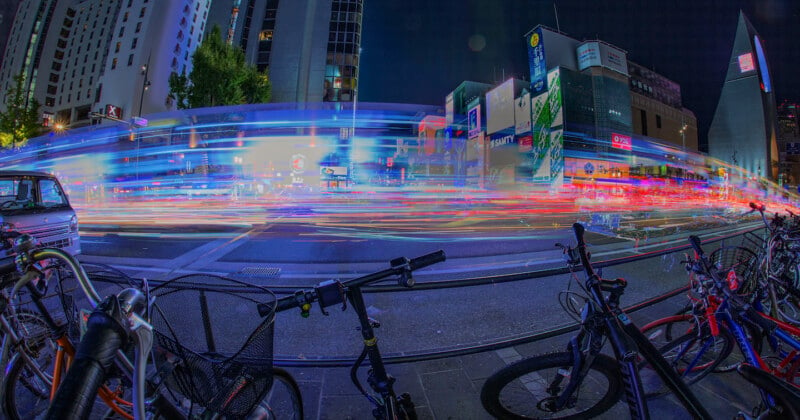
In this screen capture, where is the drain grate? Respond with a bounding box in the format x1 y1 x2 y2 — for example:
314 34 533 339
229 266 282 281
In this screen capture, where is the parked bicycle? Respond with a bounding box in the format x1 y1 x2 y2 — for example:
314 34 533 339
480 222 712 419
43 248 445 419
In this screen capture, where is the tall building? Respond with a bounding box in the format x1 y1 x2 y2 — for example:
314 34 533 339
0 0 25 69
0 0 59 115
628 61 698 151
777 101 800 187
0 0 211 128
95 0 211 123
228 0 363 104
708 11 778 179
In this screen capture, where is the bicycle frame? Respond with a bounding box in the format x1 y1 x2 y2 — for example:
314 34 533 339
0 261 134 419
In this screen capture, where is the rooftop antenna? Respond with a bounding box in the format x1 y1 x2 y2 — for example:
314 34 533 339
554 3 561 32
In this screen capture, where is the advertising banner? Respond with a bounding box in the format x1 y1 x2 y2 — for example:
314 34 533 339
489 130 517 185
548 69 563 128
599 42 628 76
611 133 632 150
486 79 515 135
514 92 532 135
518 135 533 153
527 27 547 94
576 41 628 76
468 105 481 139
577 42 601 71
530 92 551 182
550 128 564 187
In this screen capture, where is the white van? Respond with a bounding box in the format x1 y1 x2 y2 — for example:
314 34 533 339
0 171 81 256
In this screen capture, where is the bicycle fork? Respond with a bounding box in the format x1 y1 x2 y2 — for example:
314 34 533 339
347 285 416 420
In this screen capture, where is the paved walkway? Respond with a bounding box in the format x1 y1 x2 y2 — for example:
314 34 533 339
279 293 763 420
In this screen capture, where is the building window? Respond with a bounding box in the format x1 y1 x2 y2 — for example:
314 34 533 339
45 97 55 107
115 42 121 53
131 38 138 49
139 7 146 18
656 114 662 129
123 11 128 22
119 26 125 37
111 58 117 69
640 109 648 136
128 54 134 66
135 22 142 33
259 30 273 41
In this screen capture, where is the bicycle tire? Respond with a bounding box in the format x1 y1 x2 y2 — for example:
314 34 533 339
3 337 56 420
640 326 734 397
480 352 622 419
251 367 304 420
3 340 135 420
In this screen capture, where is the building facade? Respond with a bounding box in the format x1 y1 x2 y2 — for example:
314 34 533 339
0 0 25 69
0 0 59 115
219 0 363 104
455 25 700 188
777 101 800 187
0 0 211 128
708 11 778 179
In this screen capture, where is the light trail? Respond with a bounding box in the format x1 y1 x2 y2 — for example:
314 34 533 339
0 102 795 241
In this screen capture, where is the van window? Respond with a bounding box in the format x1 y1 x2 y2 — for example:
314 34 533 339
40 179 69 207
0 176 68 210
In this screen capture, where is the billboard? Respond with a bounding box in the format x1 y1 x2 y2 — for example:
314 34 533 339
738 53 755 73
514 92 532 135
527 27 547 94
485 79 515 135
468 105 482 139
530 92 551 182
611 133 632 150
576 41 628 76
488 130 517 185
550 128 564 186
577 42 601 70
548 68 563 128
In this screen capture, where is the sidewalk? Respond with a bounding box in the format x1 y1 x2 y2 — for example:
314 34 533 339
278 293 762 419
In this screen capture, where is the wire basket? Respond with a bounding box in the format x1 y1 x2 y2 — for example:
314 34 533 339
149 274 277 418
708 246 759 295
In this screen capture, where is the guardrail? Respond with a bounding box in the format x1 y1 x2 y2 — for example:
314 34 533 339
77 225 763 367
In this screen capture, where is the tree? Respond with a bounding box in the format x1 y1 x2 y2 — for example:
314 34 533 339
169 26 271 109
0 73 41 149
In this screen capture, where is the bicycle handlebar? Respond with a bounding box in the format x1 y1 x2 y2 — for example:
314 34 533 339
266 250 446 316
45 295 130 419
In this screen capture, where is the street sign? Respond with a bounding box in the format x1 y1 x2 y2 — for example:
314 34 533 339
105 104 122 120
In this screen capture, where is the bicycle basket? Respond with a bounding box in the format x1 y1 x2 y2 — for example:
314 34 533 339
150 274 277 418
708 246 759 295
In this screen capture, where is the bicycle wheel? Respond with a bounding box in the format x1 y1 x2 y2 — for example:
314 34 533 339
480 352 622 419
640 313 697 350
3 334 56 419
640 326 734 397
4 340 135 420
250 367 304 420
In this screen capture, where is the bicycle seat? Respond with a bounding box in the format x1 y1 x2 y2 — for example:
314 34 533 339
598 277 627 291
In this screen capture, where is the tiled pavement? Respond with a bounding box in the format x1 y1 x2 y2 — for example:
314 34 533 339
280 293 765 420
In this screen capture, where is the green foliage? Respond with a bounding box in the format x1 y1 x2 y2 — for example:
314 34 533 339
168 26 271 109
0 73 41 149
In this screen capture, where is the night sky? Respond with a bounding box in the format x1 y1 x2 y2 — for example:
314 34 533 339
358 0 800 148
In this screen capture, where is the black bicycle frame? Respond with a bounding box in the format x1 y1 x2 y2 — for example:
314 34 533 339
347 285 399 416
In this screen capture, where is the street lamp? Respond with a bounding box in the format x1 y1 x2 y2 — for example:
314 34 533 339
135 55 151 181
679 123 688 150
138 56 151 118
